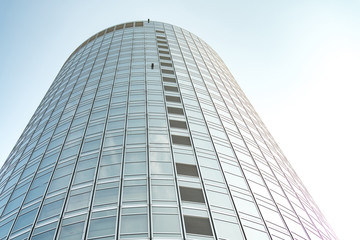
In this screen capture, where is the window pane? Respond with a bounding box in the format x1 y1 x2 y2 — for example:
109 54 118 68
123 186 147 201
152 185 176 201
88 216 116 238
67 192 91 211
125 162 146 175
101 154 122 164
94 188 119 205
184 216 213 236
99 164 121 178
58 222 85 239
120 214 147 234
153 214 180 233
179 187 205 203
151 162 172 175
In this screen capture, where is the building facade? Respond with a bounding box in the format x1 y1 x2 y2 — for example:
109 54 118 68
0 21 336 240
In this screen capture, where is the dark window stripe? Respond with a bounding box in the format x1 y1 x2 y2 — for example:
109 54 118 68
184 216 213 236
125 22 133 28
161 62 173 67
162 69 174 74
165 96 181 103
160 56 171 60
172 135 191 146
167 107 184 115
176 163 199 177
135 22 144 27
169 120 186 129
164 86 179 93
180 187 205 203
163 77 176 83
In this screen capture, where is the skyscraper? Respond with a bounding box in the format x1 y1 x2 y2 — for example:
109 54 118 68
0 20 336 240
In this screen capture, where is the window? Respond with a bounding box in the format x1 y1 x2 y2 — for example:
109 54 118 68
125 152 145 162
120 214 147 234
67 192 91 211
88 216 116 238
32 229 56 240
87 122 105 135
82 138 101 152
167 107 184 115
58 221 85 239
125 22 134 28
153 214 181 233
176 163 198 177
179 187 205 203
169 120 187 129
122 185 147 201
159 50 170 55
104 133 123 146
163 77 176 83
94 187 119 205
152 185 176 201
164 86 179 92
165 96 181 103
125 162 146 175
160 56 171 61
73 169 95 185
12 208 38 232
184 216 213 236
162 69 174 74
101 154 122 165
116 24 124 30
135 21 144 27
172 135 191 146
151 162 172 175
38 199 64 220
98 164 121 178
160 62 173 67
126 133 146 145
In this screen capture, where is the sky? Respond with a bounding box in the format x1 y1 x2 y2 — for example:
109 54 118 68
0 1 359 239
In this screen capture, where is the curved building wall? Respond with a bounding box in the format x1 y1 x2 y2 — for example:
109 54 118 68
0 21 336 240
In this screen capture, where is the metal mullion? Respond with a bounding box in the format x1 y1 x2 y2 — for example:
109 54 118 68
143 23 152 240
194 34 296 240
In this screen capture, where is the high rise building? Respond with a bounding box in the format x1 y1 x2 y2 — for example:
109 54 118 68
0 21 336 240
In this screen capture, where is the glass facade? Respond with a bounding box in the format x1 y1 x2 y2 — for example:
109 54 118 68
0 21 336 240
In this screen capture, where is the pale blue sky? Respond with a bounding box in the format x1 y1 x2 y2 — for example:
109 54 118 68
1 1 359 239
